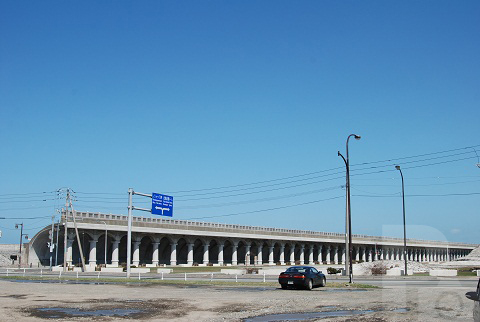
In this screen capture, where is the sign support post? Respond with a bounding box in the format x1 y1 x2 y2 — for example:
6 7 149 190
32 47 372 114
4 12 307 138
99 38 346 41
126 189 173 278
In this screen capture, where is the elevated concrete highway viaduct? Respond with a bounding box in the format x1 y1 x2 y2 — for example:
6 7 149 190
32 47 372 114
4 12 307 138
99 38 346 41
28 211 477 270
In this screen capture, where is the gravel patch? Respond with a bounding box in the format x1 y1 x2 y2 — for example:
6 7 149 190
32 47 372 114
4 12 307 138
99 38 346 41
0 278 476 321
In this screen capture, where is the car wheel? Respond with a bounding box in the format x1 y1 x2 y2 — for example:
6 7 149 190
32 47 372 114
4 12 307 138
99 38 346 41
319 277 326 287
306 279 313 290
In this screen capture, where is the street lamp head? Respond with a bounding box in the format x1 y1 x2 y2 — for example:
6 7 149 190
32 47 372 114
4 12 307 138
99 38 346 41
395 165 401 170
354 135 361 140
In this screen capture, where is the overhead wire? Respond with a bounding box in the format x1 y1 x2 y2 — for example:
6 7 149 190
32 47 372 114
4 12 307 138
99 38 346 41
185 195 345 220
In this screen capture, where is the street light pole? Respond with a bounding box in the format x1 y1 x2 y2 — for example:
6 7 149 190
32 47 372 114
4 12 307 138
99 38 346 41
101 221 108 266
338 134 361 283
338 152 349 274
395 165 408 276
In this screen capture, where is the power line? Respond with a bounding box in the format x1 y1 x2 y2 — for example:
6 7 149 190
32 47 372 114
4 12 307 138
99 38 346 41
353 192 480 198
185 195 344 220
70 155 477 206
354 178 480 187
0 215 53 220
176 186 343 210
0 198 57 204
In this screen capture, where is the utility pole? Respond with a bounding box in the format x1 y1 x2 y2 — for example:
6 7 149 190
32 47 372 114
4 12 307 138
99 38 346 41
55 220 60 266
67 189 86 272
62 188 86 272
63 190 68 271
49 215 55 270
15 223 28 268
17 223 23 268
127 188 133 278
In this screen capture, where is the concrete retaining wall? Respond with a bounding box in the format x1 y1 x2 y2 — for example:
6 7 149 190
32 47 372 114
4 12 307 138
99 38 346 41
157 268 173 274
131 267 150 273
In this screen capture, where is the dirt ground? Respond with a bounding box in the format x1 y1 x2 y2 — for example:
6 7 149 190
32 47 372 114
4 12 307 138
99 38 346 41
0 279 475 321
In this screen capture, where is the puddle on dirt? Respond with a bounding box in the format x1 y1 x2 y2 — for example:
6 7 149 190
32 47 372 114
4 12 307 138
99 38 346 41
392 308 410 312
244 307 410 321
33 307 143 318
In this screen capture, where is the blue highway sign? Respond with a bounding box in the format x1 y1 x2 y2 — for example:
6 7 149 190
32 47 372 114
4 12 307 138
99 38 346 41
151 193 173 217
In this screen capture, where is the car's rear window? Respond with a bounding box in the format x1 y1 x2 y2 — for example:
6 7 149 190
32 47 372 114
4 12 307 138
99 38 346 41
286 267 307 273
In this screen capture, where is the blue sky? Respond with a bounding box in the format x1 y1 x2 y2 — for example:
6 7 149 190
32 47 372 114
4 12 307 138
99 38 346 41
1 1 479 245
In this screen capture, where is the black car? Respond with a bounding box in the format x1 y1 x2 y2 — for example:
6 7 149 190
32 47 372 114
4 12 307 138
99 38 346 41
278 266 326 290
465 278 480 322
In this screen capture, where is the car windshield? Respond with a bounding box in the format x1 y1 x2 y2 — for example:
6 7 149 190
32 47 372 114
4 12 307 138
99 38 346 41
286 267 308 273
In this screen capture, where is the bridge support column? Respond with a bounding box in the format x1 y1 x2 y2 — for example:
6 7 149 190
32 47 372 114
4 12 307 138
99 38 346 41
334 246 339 264
152 242 159 266
308 245 314 264
326 246 331 264
132 240 141 266
289 245 295 264
232 243 238 266
218 243 224 266
170 243 177 266
256 245 262 265
111 239 120 267
279 244 285 265
187 243 194 266
268 245 274 265
341 247 345 265
318 245 323 264
203 244 209 265
89 239 98 267
246 244 251 265
298 245 304 265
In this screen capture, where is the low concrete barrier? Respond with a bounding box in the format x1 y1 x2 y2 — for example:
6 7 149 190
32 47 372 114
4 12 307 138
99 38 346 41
131 268 150 273
259 268 284 276
386 268 404 276
220 269 245 275
430 269 457 276
101 267 124 273
156 268 172 274
477 270 480 277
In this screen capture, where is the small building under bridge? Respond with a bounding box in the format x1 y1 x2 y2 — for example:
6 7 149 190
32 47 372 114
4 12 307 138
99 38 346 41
26 211 477 270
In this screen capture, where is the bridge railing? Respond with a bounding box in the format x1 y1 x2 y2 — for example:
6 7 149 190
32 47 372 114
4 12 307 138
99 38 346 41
64 211 477 248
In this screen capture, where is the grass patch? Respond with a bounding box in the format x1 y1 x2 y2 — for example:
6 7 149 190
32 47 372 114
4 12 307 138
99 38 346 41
326 281 378 289
412 272 429 276
0 275 377 289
